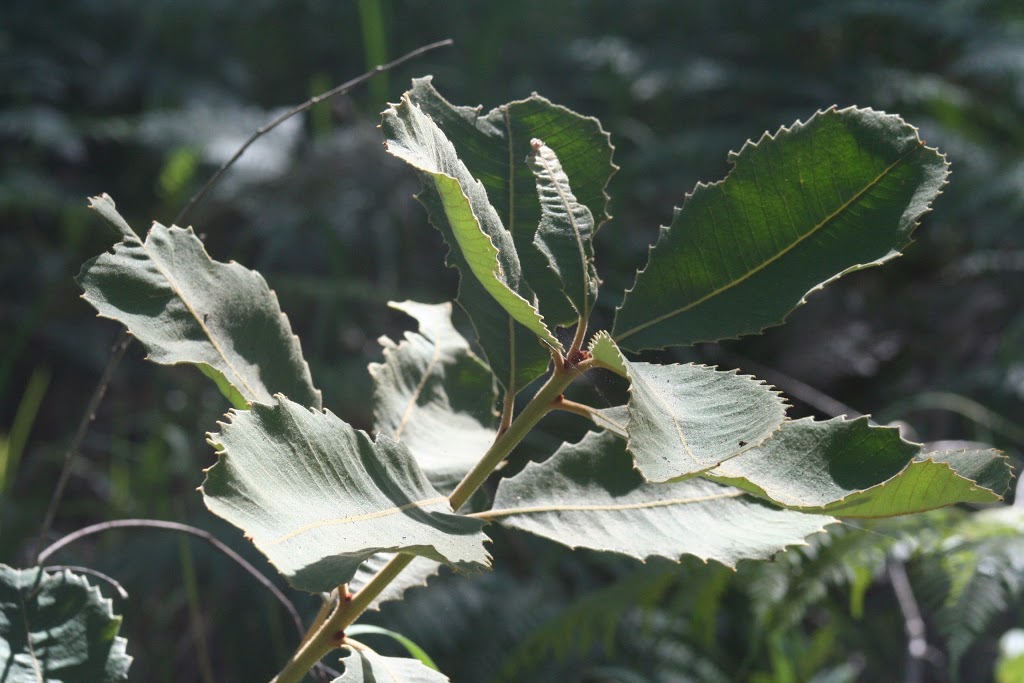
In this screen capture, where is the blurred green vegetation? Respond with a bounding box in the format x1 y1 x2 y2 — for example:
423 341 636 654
2 0 1023 680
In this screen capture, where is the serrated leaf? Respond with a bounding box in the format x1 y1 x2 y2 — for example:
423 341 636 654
349 554 443 613
705 417 1008 517
482 431 833 567
528 138 599 321
382 96 561 398
201 396 490 593
407 77 615 328
613 107 949 351
370 301 497 494
79 194 320 410
333 647 450 682
590 332 787 483
0 565 131 682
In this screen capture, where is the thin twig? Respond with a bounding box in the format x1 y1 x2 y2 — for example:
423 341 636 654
34 331 131 562
173 38 454 225
888 561 928 683
42 565 129 600
38 519 305 641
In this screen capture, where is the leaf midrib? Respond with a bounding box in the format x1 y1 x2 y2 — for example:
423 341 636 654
475 489 744 519
264 495 450 545
615 144 920 343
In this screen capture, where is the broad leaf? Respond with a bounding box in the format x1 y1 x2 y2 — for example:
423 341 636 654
0 565 131 682
590 332 787 483
483 431 833 567
350 554 442 613
333 647 450 682
382 96 560 397
202 397 490 593
370 301 497 494
705 417 1008 517
407 77 615 328
528 139 599 322
613 107 949 351
80 194 320 410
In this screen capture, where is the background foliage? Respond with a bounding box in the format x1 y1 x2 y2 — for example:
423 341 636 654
2 0 1023 680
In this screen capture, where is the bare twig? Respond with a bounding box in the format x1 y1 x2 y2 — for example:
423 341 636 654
173 38 454 225
34 331 131 561
888 561 928 683
38 519 305 641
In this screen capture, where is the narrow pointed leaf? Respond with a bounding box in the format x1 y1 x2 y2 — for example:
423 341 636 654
202 397 490 593
334 647 450 682
407 77 615 327
591 332 787 482
79 194 320 410
382 96 560 398
528 138 599 320
613 107 949 351
0 565 131 682
483 431 833 567
705 417 1009 517
370 301 497 494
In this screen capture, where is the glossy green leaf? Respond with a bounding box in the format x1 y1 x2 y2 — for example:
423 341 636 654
79 194 320 410
590 332 787 483
705 417 1008 517
0 565 131 682
613 107 949 351
407 77 615 328
370 301 497 494
333 647 450 682
202 397 490 593
382 95 560 397
482 431 833 567
528 138 599 322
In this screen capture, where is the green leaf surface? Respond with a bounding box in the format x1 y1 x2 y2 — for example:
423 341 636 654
528 138 599 321
0 565 131 682
346 625 440 671
590 332 787 483
407 77 615 328
333 647 450 682
80 194 320 410
202 397 490 593
705 417 1008 517
613 107 949 351
350 554 443 613
482 431 833 567
382 95 560 396
370 301 497 494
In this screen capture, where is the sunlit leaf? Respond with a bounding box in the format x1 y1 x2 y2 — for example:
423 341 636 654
80 194 320 410
528 138 599 322
613 107 948 351
382 96 560 396
705 417 1008 517
333 646 450 682
370 300 497 494
202 396 490 593
483 431 833 567
589 332 787 483
0 565 131 682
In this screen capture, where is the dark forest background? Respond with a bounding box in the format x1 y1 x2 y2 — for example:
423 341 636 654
3 1 1023 681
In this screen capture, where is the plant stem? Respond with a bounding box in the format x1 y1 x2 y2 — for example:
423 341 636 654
270 360 588 683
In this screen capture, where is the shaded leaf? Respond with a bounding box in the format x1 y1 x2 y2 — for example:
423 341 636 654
346 625 440 671
333 647 450 682
528 138 599 321
613 107 949 351
483 431 833 567
202 396 489 593
0 565 131 682
79 194 320 410
407 76 615 328
349 554 443 613
590 332 787 483
382 96 560 396
370 301 497 494
705 417 1008 517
